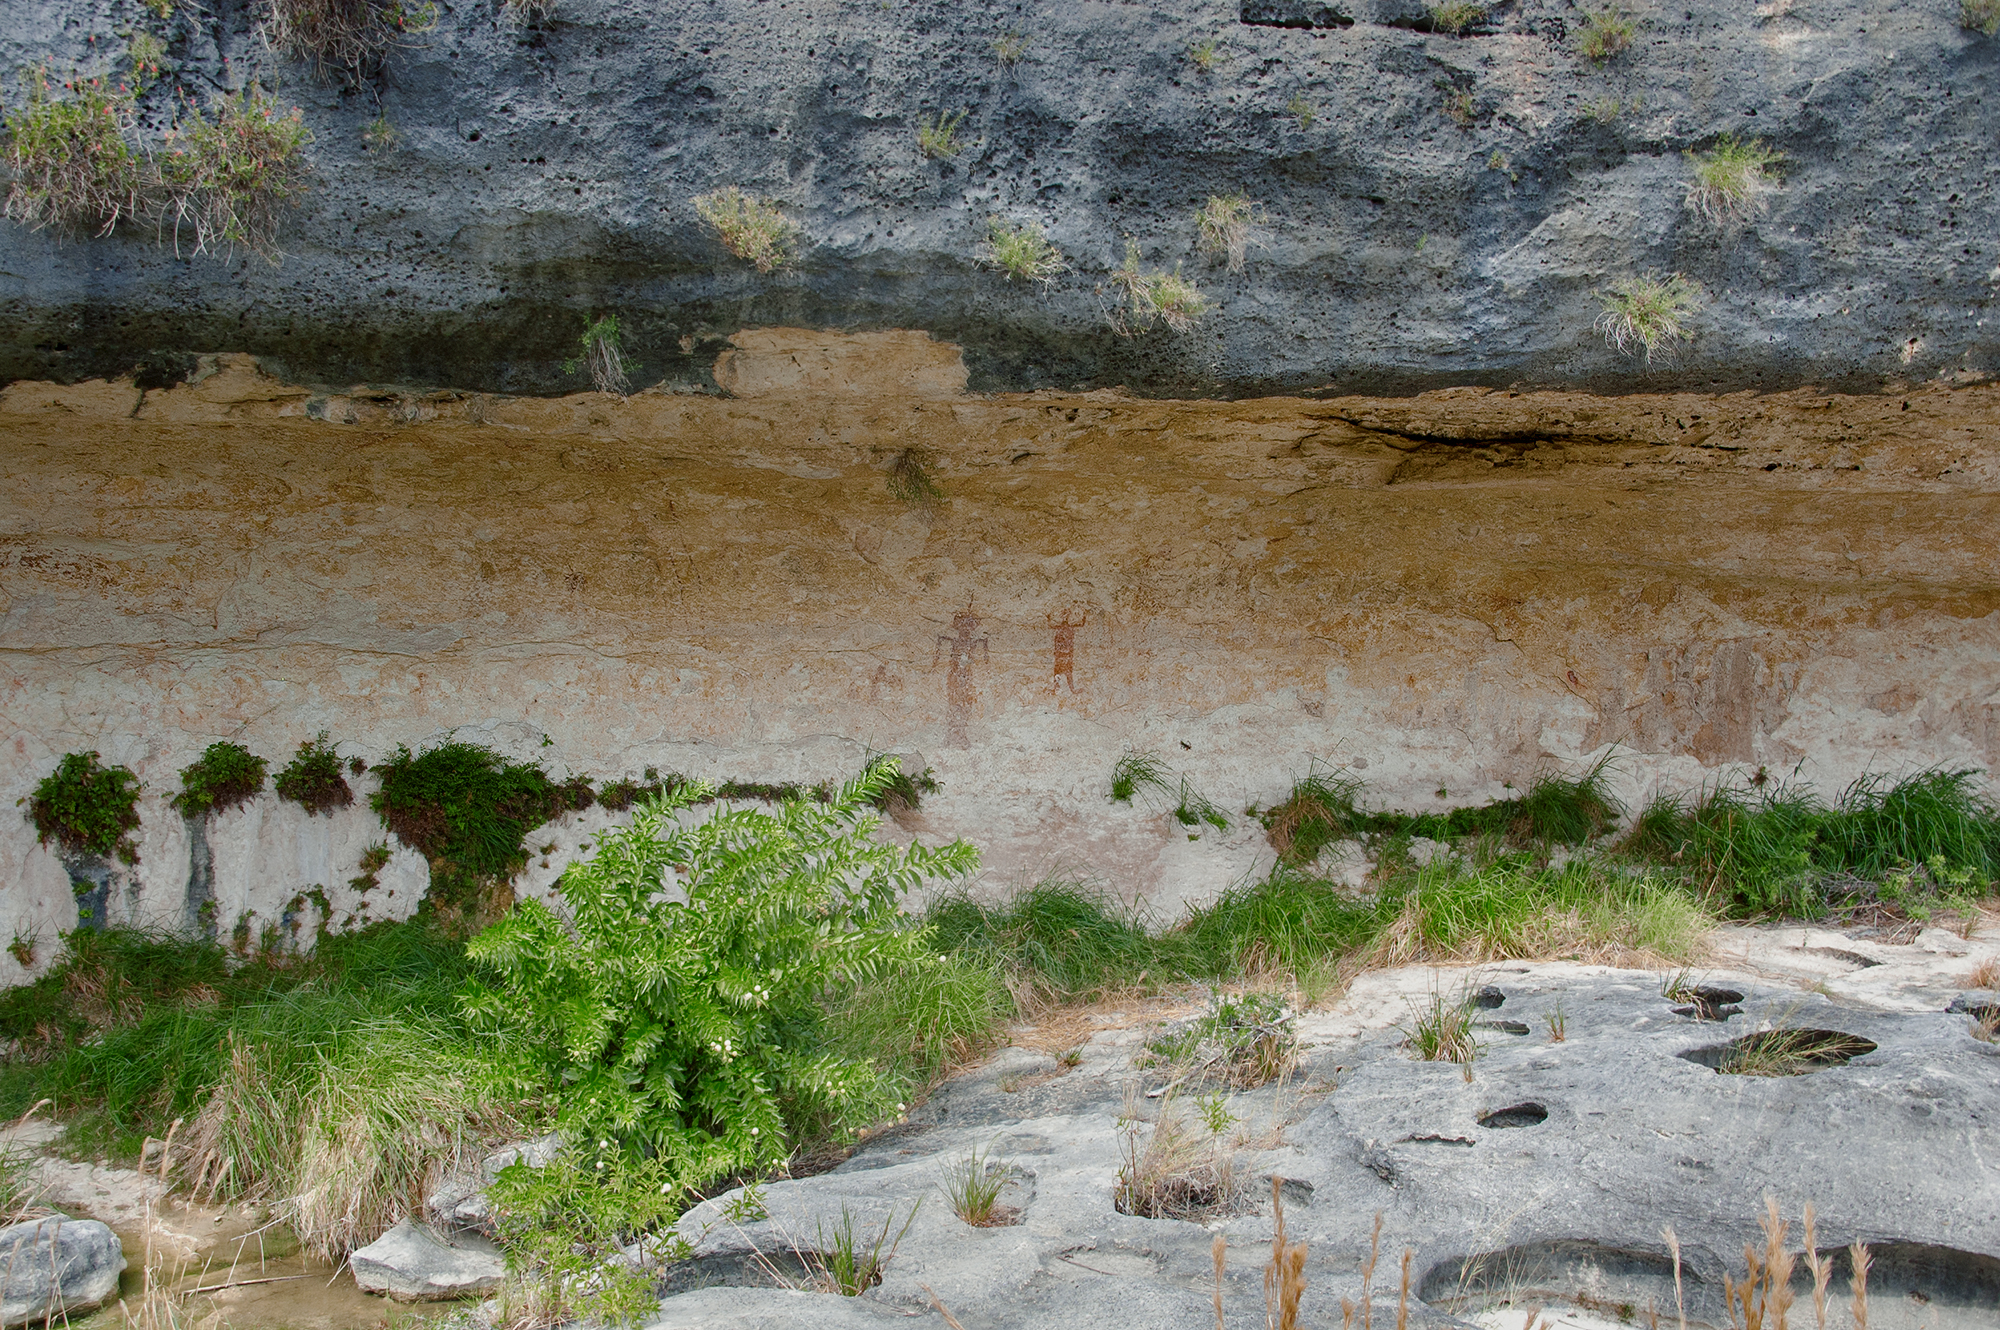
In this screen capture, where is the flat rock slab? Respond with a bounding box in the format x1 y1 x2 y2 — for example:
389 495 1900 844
350 1219 504 1302
0 1217 124 1328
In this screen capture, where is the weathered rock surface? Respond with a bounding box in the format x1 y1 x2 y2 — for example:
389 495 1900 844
1 0 1995 395
2 359 1997 944
653 922 2000 1329
350 1219 506 1302
0 1217 125 1328
426 1132 563 1235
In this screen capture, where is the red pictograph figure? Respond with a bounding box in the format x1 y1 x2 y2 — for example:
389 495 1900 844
1049 607 1086 694
934 609 989 747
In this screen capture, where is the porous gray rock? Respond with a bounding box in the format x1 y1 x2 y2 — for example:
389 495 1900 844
350 1219 505 1302
0 0 1994 397
0 1217 124 1328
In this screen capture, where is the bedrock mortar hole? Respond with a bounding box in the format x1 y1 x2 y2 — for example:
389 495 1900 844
1476 1102 1548 1129
1678 1028 1878 1077
1670 986 1744 1021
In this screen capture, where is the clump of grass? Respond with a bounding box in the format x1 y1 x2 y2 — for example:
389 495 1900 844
1173 871 1376 979
1108 240 1207 334
886 445 945 514
1115 1093 1234 1220
1262 765 1367 865
917 109 968 160
1426 1 1485 35
1172 775 1231 835
262 0 438 84
1370 761 1624 847
1963 0 2000 37
981 217 1065 283
156 84 314 259
361 114 397 152
1286 92 1316 128
939 1146 1018 1226
274 732 353 814
1544 996 1567 1042
28 751 142 865
824 948 1011 1099
1141 990 1296 1089
1400 980 1480 1069
1708 1027 1876 1077
1970 957 2000 990
503 0 559 20
1442 87 1475 128
564 314 631 396
1594 272 1703 364
993 31 1029 66
1187 38 1225 73
925 880 1162 1003
2 69 144 238
694 187 796 272
1683 132 1783 226
1194 193 1258 273
1110 750 1174 805
170 741 267 819
1576 7 1634 60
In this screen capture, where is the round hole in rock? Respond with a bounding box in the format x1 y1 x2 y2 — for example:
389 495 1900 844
1471 985 1506 1009
1477 1102 1548 1129
1679 1028 1878 1077
1474 1019 1531 1036
1668 985 1744 1020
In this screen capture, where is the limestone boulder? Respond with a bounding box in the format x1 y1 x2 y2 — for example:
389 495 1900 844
350 1220 505 1302
0 1217 124 1328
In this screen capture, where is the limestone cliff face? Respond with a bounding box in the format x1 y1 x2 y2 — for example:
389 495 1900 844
1 0 1996 395
2 339 1997 971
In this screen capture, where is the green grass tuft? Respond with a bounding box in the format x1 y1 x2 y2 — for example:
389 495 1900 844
982 217 1066 283
1576 7 1634 60
917 109 969 160
1110 750 1175 804
1683 132 1783 226
1108 240 1208 334
1427 1 1485 35
1595 272 1703 364
1963 0 2000 37
694 187 797 272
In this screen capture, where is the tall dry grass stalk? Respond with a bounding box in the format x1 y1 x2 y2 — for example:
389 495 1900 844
1262 1176 1307 1330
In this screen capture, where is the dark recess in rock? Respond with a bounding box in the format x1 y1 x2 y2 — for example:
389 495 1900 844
1475 1101 1548 1128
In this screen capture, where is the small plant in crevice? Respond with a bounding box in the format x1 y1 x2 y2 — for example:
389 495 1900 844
1285 92 1316 128
1426 0 1486 35
127 32 169 88
1106 240 1207 335
170 742 268 819
564 314 632 396
1441 86 1476 128
361 114 398 153
886 446 945 515
1576 6 1634 61
816 1202 920 1296
27 751 142 865
1400 979 1481 1074
916 109 969 160
274 732 353 814
1141 989 1296 1089
1172 775 1231 835
1187 38 1225 73
261 0 438 85
1114 1091 1235 1221
7 934 36 970
1544 995 1567 1042
1261 763 1366 865
1595 272 1703 364
939 1146 1019 1227
1110 750 1175 805
694 187 796 272
1684 132 1783 227
2 68 144 238
348 841 392 894
866 759 939 815
993 30 1029 67
1194 193 1258 273
502 0 559 21
1963 0 2000 37
981 216 1065 284
155 84 314 260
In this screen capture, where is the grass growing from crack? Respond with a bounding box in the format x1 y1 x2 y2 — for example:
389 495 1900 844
564 314 631 396
1595 272 1703 363
993 31 1029 66
1427 1 1485 35
917 110 969 160
1968 0 2000 35
1187 38 1225 73
1684 133 1783 226
939 1146 1018 1226
1110 750 1175 804
1108 240 1207 333
1195 194 1257 272
3 69 144 238
1576 7 1634 60
886 446 945 513
982 217 1065 283
1400 980 1480 1068
262 0 437 84
694 187 796 272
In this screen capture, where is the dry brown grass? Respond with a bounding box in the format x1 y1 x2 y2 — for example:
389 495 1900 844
1968 955 2000 989
1114 1088 1235 1222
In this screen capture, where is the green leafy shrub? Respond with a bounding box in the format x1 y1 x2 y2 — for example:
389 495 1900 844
1194 194 1257 273
1683 133 1782 226
981 217 1065 283
485 1148 681 1327
1595 272 1703 364
170 742 268 818
694 187 796 272
2 69 143 237
917 109 969 160
262 0 437 83
274 732 353 814
156 84 314 258
27 752 141 864
369 741 592 927
1426 1 1485 35
1577 7 1634 60
1108 241 1207 334
1963 0 2000 37
462 763 978 1198
564 314 631 396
